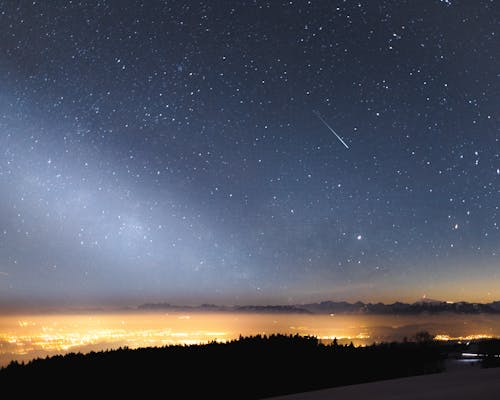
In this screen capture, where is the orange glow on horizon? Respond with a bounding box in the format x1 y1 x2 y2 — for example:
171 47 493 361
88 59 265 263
434 334 494 341
1 311 500 368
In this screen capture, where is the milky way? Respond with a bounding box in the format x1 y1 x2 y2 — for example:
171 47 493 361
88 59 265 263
0 1 498 307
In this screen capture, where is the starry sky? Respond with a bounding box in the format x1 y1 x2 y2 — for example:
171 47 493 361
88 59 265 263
0 0 498 309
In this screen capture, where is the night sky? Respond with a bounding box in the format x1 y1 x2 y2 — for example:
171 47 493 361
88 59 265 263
0 1 498 308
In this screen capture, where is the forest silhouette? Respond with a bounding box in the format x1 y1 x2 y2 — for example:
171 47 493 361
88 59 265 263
0 333 451 398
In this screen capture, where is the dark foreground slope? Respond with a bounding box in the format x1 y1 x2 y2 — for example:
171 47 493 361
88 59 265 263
269 366 500 400
0 334 444 398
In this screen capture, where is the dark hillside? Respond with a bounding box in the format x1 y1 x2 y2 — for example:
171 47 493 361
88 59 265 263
1 334 444 398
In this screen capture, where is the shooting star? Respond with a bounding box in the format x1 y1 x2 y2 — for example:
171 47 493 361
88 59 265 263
313 110 349 149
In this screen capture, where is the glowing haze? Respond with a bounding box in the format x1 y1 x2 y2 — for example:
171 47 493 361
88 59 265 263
0 1 498 309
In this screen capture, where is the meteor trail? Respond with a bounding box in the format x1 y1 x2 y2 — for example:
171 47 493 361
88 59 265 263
313 110 349 149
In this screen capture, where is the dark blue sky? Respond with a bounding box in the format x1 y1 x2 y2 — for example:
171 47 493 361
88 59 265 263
0 0 498 308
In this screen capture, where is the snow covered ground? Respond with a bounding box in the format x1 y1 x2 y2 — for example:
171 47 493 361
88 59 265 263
270 362 500 400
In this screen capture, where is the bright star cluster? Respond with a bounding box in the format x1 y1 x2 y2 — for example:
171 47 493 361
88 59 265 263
0 1 498 308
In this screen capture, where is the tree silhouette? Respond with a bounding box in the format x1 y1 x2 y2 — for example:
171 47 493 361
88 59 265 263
414 330 434 343
0 333 444 398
